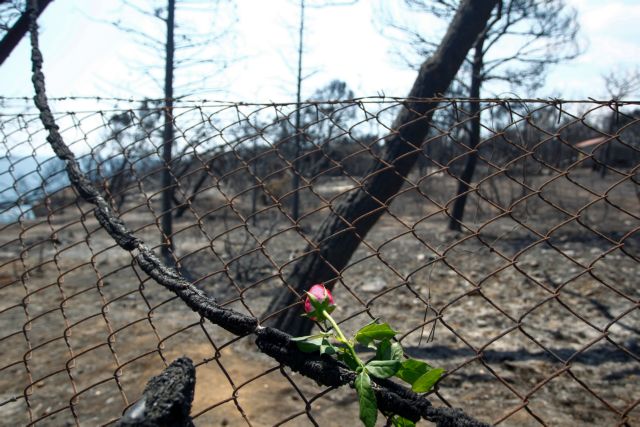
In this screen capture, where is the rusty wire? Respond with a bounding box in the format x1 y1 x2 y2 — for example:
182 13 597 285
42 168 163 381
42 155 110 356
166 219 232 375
0 92 639 426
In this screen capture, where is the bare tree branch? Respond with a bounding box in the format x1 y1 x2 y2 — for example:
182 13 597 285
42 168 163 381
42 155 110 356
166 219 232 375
0 0 50 66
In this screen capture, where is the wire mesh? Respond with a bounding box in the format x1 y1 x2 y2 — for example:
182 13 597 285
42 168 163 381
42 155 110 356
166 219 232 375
0 96 638 426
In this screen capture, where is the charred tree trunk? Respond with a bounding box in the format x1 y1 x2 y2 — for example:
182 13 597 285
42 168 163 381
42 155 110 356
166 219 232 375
291 0 305 221
161 0 176 264
265 0 499 336
251 138 260 225
174 158 219 219
0 0 52 66
448 33 485 231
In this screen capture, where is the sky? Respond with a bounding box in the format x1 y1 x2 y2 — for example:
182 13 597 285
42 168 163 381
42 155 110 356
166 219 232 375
0 0 639 103
1 0 639 207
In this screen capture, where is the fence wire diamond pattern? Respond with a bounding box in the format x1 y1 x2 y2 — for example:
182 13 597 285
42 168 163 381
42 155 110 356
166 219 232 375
0 97 638 426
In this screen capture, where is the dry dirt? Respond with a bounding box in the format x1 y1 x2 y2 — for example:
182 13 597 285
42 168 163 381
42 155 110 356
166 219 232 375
0 170 639 426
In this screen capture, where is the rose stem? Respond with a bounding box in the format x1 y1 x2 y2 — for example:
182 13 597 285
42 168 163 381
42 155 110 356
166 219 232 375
322 309 364 368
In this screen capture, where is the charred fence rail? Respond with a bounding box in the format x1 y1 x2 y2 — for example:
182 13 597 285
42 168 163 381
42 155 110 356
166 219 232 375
0 93 639 426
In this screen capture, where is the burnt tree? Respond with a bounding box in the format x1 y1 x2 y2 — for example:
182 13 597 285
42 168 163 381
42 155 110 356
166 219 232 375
380 0 581 231
0 0 51 66
108 0 236 266
446 0 581 230
160 0 176 264
266 0 500 336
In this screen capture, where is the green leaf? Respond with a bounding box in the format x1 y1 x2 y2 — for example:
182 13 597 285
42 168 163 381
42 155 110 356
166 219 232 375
412 368 445 393
290 333 331 353
319 338 336 356
375 339 390 360
395 358 433 385
355 371 377 427
391 415 416 427
293 337 323 353
390 343 404 360
289 332 331 342
338 349 360 371
365 359 401 379
375 339 403 361
355 323 397 346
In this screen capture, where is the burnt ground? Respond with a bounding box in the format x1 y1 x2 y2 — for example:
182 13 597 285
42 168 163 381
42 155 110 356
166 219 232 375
0 169 638 426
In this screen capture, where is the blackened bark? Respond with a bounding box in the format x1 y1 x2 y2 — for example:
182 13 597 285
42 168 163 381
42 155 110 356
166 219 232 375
291 0 305 221
266 0 499 336
0 0 51 66
161 0 176 264
174 159 217 219
116 357 195 427
448 33 485 231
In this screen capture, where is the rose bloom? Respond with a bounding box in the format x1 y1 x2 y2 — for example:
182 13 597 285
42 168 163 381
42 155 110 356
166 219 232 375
304 284 335 319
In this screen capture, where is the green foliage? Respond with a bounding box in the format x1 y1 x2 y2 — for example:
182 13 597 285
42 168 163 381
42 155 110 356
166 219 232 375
412 368 445 393
355 322 397 347
338 347 360 371
395 359 433 385
290 332 332 353
319 337 337 356
395 359 444 393
365 359 402 379
375 339 403 362
391 415 417 427
294 309 444 426
355 370 377 427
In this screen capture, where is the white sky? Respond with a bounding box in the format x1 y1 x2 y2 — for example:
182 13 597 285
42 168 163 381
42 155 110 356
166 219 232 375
0 0 639 103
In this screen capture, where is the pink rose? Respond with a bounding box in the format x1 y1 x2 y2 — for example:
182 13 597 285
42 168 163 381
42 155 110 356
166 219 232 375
304 284 335 320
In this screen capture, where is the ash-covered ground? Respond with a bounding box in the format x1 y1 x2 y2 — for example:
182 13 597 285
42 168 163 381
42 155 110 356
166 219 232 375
1 170 638 426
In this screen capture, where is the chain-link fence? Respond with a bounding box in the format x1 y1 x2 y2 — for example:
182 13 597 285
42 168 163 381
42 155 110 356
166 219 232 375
0 95 638 426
